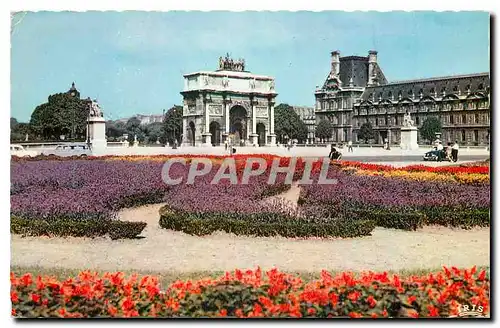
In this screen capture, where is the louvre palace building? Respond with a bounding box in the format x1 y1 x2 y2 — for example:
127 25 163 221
314 51 490 146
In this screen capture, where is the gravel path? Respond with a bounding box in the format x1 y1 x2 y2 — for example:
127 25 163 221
11 203 489 273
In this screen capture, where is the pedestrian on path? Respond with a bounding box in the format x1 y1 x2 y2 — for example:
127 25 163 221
452 140 460 162
436 142 444 162
348 140 353 152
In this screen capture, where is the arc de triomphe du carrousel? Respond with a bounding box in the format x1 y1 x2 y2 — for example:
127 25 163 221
180 54 277 147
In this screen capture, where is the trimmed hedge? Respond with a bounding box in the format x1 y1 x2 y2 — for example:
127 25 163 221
349 209 425 231
11 216 146 239
159 206 375 238
421 208 490 229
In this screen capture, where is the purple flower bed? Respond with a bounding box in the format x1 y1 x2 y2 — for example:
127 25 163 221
163 167 292 215
299 171 490 211
11 159 490 238
11 160 168 221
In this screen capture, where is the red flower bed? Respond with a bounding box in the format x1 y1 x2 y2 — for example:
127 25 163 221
11 267 489 318
340 161 489 175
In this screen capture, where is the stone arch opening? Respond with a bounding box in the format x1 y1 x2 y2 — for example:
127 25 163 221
209 121 221 146
188 121 196 146
256 122 266 146
229 105 247 145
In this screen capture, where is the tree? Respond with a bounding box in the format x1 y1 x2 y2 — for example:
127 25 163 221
274 103 308 143
124 117 144 143
315 119 333 141
106 121 127 140
143 122 164 144
29 93 90 140
358 122 375 144
420 116 442 144
163 105 183 145
125 117 141 132
10 117 31 141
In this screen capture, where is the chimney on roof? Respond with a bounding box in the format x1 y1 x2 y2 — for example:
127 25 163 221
330 51 340 78
367 50 378 87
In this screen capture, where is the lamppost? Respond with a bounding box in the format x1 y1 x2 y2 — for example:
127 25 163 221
162 108 166 147
172 107 177 149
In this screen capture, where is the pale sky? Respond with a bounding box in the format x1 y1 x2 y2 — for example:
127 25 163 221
11 11 490 122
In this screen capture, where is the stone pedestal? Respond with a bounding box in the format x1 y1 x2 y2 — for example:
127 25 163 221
269 134 276 146
399 127 419 150
202 133 212 146
87 116 107 154
250 133 259 146
133 141 139 148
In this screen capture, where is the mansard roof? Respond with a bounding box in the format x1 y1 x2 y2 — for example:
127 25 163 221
338 56 388 88
359 72 489 103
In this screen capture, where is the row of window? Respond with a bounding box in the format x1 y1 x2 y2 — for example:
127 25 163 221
354 113 490 127
318 98 354 110
318 100 489 113
350 129 488 145
366 83 486 100
355 101 489 115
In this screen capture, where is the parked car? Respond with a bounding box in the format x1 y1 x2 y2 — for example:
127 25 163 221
42 143 92 157
423 146 453 162
10 144 38 157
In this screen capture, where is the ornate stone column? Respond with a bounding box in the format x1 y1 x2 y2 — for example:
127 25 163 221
202 94 212 146
268 100 276 146
223 98 231 142
250 97 259 146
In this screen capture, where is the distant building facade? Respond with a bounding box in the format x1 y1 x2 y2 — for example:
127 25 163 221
291 106 316 143
315 51 490 146
115 114 164 125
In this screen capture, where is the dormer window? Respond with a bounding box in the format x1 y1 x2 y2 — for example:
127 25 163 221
388 91 393 99
478 83 484 90
419 89 423 98
453 85 459 92
398 91 402 99
441 87 446 95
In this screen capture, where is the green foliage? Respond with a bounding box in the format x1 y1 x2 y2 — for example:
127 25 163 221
274 104 308 143
420 116 442 144
163 105 183 145
349 209 425 231
10 216 146 240
420 208 489 228
315 119 334 140
29 93 90 140
105 121 127 140
143 122 165 144
158 206 376 238
11 118 31 142
358 122 375 144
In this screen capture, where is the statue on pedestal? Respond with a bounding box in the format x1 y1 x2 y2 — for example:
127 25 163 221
403 112 414 128
89 99 103 118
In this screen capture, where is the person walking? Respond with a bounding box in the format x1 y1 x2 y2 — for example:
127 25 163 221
329 144 341 160
348 140 353 152
446 142 453 161
436 142 444 162
452 141 459 162
224 139 228 151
